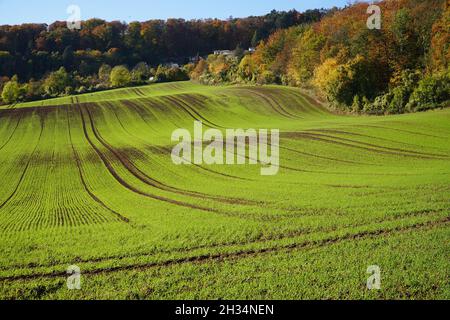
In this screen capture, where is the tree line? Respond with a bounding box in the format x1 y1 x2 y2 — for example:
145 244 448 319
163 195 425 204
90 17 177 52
1 1 448 114
0 9 325 81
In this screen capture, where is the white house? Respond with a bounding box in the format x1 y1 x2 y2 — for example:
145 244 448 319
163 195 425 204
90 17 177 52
213 50 234 56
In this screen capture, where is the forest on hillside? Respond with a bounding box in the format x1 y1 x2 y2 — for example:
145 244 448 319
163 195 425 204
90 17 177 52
191 0 449 114
0 0 448 114
0 9 324 82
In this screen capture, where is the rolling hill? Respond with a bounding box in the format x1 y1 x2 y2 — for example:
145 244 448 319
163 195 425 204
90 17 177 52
0 82 449 299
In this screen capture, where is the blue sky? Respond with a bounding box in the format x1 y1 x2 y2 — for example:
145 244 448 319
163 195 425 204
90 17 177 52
0 0 351 25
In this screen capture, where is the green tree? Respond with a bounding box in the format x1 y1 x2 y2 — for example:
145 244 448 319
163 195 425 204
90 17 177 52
238 55 257 82
110 65 131 87
391 9 420 71
1 76 27 104
43 67 72 96
407 71 450 112
1 78 21 104
321 55 387 107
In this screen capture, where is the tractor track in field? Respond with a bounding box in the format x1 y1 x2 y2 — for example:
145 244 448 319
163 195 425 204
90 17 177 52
78 104 221 213
305 128 449 151
114 100 375 171
244 88 298 119
281 89 327 111
284 132 449 160
120 99 161 134
254 88 312 117
163 95 225 129
191 161 254 181
0 111 23 152
132 88 146 98
85 104 257 206
0 112 44 211
217 139 403 176
140 132 429 177
119 93 377 176
302 131 450 159
152 145 255 182
118 100 254 182
279 144 376 166
103 102 261 206
0 207 447 274
71 96 80 104
1 217 448 282
352 124 450 139
66 108 130 223
231 87 301 119
176 93 211 109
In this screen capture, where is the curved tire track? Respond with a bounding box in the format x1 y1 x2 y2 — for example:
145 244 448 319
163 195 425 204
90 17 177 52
0 111 23 152
1 217 448 282
0 113 44 211
66 108 129 223
103 102 259 205
78 104 220 213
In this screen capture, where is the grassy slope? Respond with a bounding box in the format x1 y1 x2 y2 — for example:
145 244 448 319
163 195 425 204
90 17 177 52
0 81 448 299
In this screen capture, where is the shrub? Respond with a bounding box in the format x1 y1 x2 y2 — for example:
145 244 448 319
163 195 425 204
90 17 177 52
406 71 450 112
359 69 423 115
25 79 43 101
110 65 131 87
165 67 189 82
387 86 409 114
155 65 189 83
257 70 277 85
351 95 364 113
238 55 257 82
43 67 72 97
363 97 383 115
1 76 27 104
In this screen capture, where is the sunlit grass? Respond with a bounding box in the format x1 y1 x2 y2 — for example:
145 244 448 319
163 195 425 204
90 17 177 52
0 81 448 299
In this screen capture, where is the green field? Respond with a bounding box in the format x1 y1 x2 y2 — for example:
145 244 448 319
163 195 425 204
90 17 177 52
0 81 448 299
